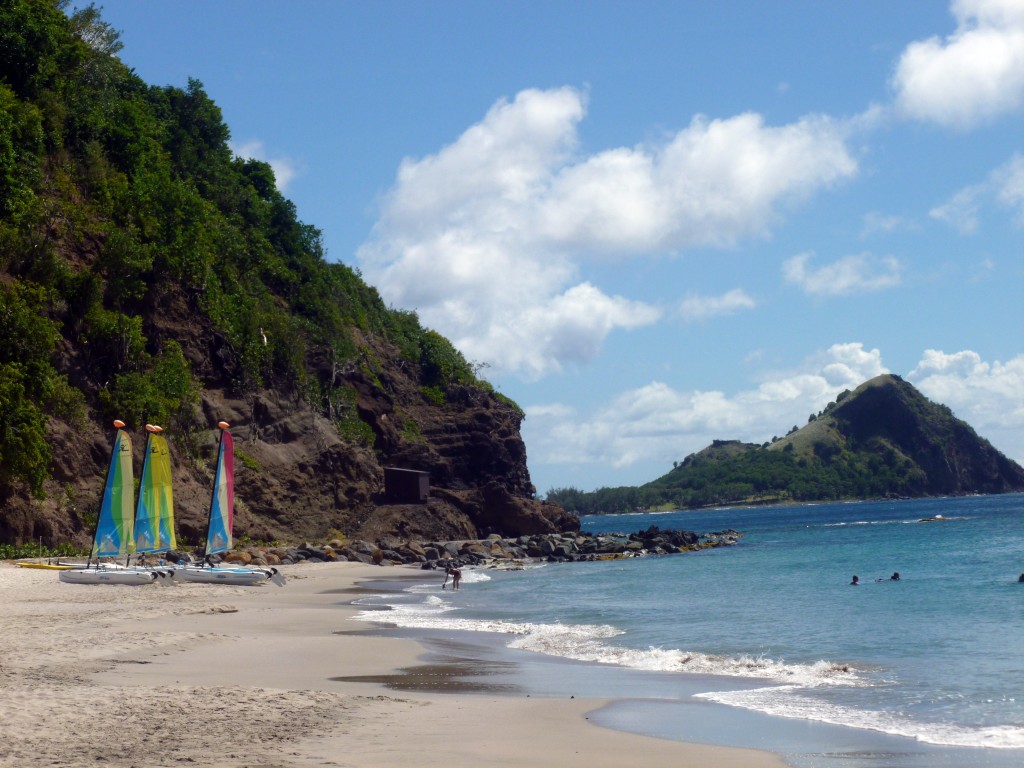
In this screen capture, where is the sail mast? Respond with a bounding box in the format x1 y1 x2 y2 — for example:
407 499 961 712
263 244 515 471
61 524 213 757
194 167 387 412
132 425 155 559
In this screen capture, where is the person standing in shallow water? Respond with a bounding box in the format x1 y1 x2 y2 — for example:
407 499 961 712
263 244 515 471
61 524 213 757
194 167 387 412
850 575 859 586
442 562 463 590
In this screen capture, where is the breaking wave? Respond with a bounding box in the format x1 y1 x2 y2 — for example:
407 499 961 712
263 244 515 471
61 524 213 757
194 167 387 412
353 590 860 687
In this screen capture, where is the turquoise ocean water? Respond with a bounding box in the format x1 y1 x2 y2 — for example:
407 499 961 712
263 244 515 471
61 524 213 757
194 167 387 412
353 494 1024 767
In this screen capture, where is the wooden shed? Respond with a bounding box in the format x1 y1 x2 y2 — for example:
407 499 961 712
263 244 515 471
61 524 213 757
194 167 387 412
383 467 430 503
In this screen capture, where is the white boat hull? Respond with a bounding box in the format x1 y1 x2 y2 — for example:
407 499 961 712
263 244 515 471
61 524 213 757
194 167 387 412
59 568 158 585
170 566 275 586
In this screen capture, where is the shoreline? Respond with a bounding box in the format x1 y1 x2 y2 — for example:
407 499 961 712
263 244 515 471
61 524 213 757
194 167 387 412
290 563 1024 768
0 560 787 768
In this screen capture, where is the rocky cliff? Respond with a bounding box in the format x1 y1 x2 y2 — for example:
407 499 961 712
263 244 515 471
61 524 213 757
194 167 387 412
3 292 577 547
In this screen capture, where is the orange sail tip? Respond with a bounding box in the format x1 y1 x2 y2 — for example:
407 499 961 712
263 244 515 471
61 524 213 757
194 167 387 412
146 424 163 433
113 419 126 429
217 421 230 430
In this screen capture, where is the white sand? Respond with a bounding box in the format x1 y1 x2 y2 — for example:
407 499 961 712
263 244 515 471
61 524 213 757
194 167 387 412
0 561 788 767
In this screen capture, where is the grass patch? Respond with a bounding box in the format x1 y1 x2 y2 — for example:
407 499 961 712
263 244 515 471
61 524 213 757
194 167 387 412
235 448 262 474
0 542 86 560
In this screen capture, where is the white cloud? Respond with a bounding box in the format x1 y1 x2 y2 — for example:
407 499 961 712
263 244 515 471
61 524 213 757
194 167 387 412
678 289 756 323
536 111 857 253
993 152 1024 223
892 0 1024 129
861 211 908 237
931 151 1024 231
458 283 661 380
971 257 997 281
909 349 1024 461
782 251 902 296
358 87 858 377
930 186 983 233
523 343 888 485
231 139 298 191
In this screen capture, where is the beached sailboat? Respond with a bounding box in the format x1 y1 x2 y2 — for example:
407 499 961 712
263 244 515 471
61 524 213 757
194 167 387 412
17 561 74 570
171 422 284 586
60 421 158 585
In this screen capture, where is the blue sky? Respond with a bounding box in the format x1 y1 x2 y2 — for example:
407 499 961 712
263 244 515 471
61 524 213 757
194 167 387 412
92 1 1024 495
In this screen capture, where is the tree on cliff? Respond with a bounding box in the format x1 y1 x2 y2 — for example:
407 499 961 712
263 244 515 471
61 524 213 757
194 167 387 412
0 2 571 546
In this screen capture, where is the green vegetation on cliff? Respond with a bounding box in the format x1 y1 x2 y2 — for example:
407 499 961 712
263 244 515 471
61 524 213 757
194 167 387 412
548 375 1024 515
0 2 500 501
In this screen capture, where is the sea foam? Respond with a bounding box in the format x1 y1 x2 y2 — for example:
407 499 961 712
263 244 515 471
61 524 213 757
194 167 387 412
353 592 861 687
696 687 1024 749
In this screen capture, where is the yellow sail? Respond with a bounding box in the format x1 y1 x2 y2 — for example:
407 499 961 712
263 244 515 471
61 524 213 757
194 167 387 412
134 429 175 554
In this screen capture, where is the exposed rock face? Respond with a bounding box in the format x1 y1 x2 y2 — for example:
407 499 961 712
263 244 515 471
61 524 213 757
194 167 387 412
0 300 577 548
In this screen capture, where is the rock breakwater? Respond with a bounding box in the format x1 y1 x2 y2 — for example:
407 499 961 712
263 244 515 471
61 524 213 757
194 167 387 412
185 525 742 570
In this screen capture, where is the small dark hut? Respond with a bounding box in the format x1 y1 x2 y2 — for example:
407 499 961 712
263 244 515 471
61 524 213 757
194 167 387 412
383 467 430 503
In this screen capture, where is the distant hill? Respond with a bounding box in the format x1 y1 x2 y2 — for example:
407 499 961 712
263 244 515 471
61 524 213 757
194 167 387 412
0 3 574 547
548 375 1024 515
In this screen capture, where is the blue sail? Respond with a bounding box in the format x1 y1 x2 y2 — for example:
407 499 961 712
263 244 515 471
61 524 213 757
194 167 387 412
205 429 234 555
92 428 134 558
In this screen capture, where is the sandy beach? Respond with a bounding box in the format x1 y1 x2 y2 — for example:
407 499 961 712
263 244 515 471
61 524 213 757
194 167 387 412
0 560 787 768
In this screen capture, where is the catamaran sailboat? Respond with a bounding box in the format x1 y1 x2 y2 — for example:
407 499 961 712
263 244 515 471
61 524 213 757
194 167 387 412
171 421 284 586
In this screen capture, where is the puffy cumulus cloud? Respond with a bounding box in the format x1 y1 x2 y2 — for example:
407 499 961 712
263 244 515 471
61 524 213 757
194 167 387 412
802 341 890 388
230 140 298 191
379 88 584 240
537 111 857 252
359 87 857 378
909 348 1024 462
678 289 756 323
456 283 661 380
892 0 1024 129
782 251 902 296
523 343 888 482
